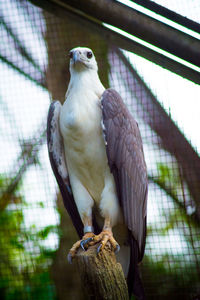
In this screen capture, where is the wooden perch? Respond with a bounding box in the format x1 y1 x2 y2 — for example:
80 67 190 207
74 243 129 300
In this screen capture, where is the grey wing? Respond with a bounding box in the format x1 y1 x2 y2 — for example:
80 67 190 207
47 101 83 238
101 89 148 262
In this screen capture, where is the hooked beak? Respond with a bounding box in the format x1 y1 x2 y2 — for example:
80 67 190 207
73 51 79 64
71 50 86 70
72 50 83 65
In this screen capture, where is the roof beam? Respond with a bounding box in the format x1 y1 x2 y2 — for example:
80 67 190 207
56 0 200 68
130 0 200 34
30 0 200 84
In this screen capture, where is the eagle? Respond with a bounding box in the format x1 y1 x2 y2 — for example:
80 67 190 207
47 47 148 299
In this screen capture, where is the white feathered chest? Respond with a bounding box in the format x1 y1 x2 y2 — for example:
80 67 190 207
59 70 109 202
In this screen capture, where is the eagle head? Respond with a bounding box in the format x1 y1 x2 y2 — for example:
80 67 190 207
69 47 98 72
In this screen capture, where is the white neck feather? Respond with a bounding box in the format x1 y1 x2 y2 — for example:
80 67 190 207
66 68 105 100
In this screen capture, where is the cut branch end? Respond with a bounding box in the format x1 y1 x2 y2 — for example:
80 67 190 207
74 243 129 300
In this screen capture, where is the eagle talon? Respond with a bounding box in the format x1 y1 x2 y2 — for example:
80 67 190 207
97 243 102 253
115 244 120 253
80 237 94 251
67 233 94 261
67 252 73 264
93 229 120 254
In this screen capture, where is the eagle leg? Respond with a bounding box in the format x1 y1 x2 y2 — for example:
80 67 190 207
67 231 95 263
93 218 120 253
93 229 120 253
80 236 94 251
67 218 120 262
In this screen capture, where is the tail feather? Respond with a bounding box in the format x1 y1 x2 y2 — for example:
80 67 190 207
127 233 146 300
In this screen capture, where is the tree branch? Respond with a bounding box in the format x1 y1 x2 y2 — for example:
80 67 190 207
75 244 129 300
0 55 46 89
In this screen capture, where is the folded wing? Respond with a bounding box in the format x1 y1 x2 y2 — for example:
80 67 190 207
101 89 148 262
47 101 83 238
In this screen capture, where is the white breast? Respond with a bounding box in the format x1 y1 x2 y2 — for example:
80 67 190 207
59 71 107 202
59 69 121 226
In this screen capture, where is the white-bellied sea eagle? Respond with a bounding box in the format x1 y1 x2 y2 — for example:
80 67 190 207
47 47 148 299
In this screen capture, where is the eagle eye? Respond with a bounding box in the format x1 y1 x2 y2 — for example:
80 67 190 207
69 51 73 59
87 51 93 59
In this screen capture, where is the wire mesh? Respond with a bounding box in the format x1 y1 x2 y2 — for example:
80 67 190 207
151 0 200 23
0 0 199 299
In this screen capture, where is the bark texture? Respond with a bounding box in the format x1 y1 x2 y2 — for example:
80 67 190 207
75 244 129 300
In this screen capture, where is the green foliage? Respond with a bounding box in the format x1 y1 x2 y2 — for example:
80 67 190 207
157 162 180 190
0 174 57 300
144 162 200 299
37 225 59 240
141 256 199 300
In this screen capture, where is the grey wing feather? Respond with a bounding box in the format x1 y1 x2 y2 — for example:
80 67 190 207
47 101 83 238
101 89 148 262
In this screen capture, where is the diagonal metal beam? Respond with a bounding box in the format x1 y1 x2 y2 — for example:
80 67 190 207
54 0 200 68
130 0 200 34
30 0 200 85
114 48 200 219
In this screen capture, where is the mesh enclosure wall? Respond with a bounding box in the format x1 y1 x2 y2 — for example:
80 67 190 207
151 0 200 23
0 0 199 299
